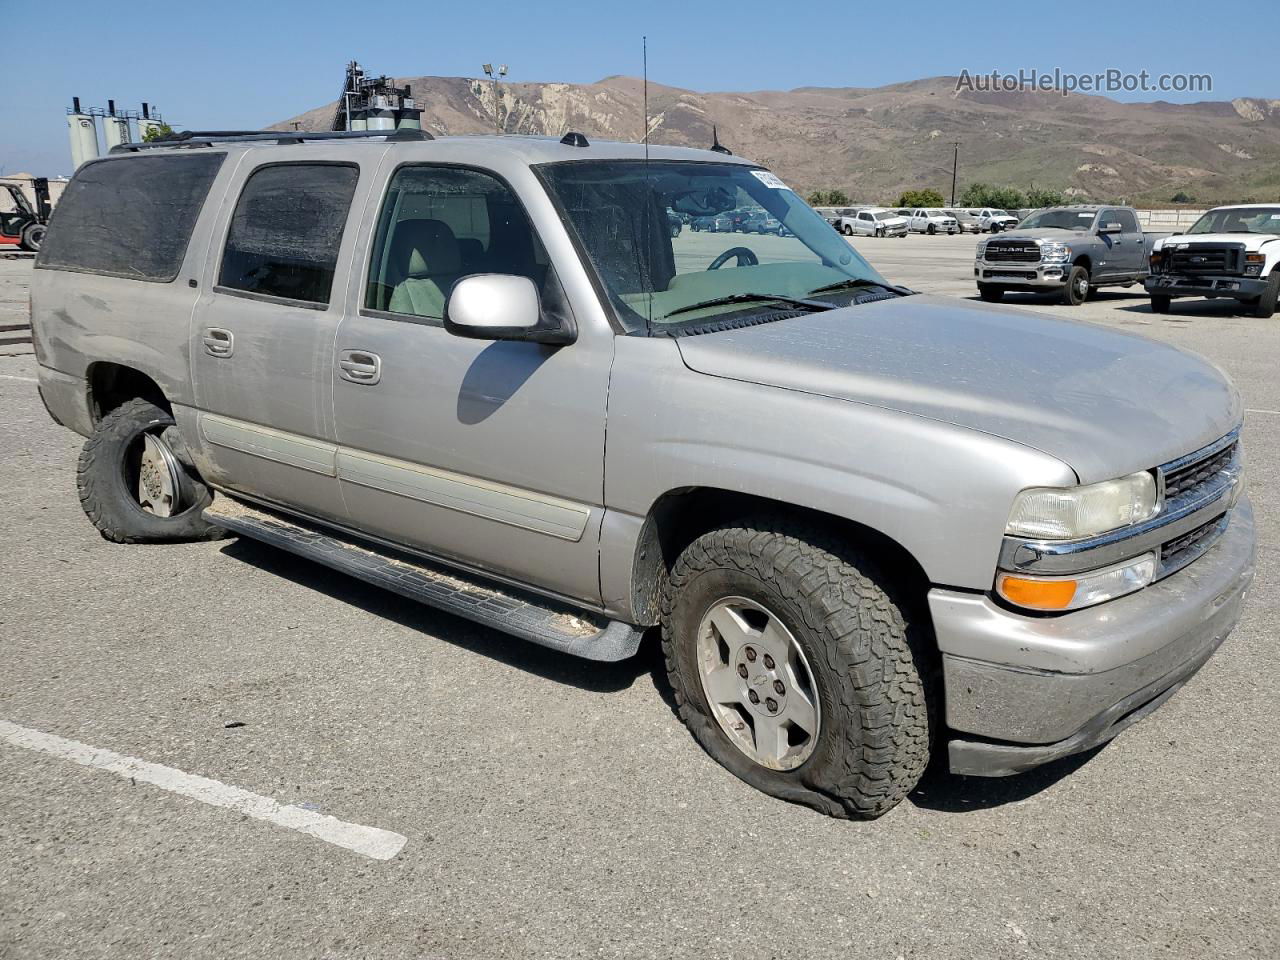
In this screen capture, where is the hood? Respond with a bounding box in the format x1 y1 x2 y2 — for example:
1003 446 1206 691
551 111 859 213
1155 233 1279 251
675 295 1241 483
990 228 1089 242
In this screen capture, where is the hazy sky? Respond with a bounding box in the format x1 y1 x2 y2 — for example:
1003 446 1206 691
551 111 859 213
3 0 1277 176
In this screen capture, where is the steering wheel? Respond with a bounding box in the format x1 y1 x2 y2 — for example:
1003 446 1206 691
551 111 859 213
708 247 759 270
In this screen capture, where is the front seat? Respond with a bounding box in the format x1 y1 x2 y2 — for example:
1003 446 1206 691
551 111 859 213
386 218 463 319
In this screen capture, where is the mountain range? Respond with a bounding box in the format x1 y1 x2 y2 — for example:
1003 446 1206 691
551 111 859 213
276 75 1280 206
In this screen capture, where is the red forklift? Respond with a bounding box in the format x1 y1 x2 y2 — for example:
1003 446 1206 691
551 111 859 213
0 177 51 251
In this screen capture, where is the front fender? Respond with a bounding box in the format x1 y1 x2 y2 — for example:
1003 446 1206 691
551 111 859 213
599 337 1076 618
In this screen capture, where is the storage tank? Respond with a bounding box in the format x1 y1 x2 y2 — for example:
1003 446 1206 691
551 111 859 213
66 97 100 169
364 94 396 131
101 101 131 152
396 89 422 130
135 103 165 142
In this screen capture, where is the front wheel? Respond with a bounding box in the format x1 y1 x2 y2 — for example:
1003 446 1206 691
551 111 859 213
842 224 854 236
927 224 936 235
977 283 1005 302
1252 271 1279 318
77 397 225 543
1062 265 1091 306
1151 295 1172 314
661 521 933 819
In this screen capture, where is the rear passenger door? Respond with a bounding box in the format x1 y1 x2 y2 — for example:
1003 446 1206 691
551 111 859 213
190 153 375 523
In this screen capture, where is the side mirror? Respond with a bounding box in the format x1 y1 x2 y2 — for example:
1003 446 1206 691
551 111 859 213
444 274 576 346
1099 221 1123 234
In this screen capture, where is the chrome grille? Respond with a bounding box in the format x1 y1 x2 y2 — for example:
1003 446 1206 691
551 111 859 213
1160 514 1229 575
1162 440 1239 506
985 241 1040 263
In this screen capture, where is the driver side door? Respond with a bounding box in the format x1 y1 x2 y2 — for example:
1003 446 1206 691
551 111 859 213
330 162 612 606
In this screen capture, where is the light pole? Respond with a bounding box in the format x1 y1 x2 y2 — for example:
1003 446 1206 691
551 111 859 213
950 141 961 206
482 63 508 134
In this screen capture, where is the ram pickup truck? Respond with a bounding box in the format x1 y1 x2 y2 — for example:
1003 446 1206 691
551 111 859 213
31 131 1254 820
1146 205 1280 318
975 204 1165 305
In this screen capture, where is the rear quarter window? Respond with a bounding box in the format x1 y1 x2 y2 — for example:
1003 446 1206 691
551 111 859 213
35 152 225 282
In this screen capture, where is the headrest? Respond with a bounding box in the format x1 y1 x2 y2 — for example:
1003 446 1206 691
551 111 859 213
388 218 462 279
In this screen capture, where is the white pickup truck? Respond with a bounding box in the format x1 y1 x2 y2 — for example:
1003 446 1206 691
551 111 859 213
1146 205 1280 318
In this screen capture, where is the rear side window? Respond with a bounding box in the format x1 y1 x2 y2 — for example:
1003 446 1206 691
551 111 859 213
218 163 359 306
35 153 224 281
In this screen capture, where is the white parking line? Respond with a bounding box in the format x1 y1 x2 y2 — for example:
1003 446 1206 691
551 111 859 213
1245 408 1280 416
0 719 407 860
0 374 37 383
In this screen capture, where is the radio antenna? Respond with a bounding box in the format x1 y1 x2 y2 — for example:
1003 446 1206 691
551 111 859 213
642 35 653 336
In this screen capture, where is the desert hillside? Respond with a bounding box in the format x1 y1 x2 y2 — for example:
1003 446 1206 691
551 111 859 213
275 75 1280 206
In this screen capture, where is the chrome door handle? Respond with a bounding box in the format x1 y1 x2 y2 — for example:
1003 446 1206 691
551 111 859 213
203 327 234 358
339 350 382 385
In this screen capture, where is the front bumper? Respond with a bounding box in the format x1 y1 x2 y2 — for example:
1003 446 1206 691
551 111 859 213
1145 274 1269 299
974 259 1067 289
930 497 1255 777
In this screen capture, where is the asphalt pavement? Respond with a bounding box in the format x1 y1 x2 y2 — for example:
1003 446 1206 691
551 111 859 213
1 241 1276 959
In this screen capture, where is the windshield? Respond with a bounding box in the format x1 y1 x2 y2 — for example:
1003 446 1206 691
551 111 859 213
1187 207 1280 235
538 160 891 334
873 211 896 220
1017 209 1096 230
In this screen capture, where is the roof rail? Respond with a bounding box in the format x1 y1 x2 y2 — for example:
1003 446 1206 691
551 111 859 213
110 127 434 154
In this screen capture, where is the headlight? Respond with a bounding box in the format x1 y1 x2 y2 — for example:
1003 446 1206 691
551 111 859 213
1041 242 1071 263
997 553 1157 612
1006 472 1158 540
976 241 988 258
1245 253 1265 277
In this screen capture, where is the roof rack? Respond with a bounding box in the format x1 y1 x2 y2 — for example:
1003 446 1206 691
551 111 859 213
110 127 434 154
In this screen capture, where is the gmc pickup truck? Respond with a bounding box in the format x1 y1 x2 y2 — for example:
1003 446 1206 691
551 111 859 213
31 131 1254 820
975 205 1164 305
1146 205 1280 318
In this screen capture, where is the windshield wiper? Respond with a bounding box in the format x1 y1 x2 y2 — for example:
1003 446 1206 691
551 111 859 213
806 278 907 297
663 293 836 319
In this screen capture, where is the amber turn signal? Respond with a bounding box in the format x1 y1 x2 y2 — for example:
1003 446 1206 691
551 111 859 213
996 575 1078 611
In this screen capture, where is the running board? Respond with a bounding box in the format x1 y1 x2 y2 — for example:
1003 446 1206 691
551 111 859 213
204 497 644 662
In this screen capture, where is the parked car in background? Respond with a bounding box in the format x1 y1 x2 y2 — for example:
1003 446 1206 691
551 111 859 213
975 205 1165 305
908 209 959 235
945 209 983 234
667 211 683 238
691 213 733 233
973 208 1020 233
1146 204 1280 318
846 208 909 238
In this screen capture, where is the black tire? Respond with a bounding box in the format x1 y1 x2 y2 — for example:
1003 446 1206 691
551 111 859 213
927 224 936 235
1151 295 1172 314
842 224 854 236
978 283 1005 302
20 222 46 252
1252 271 1279 319
1062 264 1090 306
660 520 933 819
77 397 225 544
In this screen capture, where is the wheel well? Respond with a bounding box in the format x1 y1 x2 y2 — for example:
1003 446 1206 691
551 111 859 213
633 487 931 624
1073 254 1092 272
87 362 171 424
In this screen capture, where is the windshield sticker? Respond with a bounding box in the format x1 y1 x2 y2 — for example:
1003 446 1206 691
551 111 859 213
1271 214 1280 219
1079 213 1093 218
751 170 789 190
